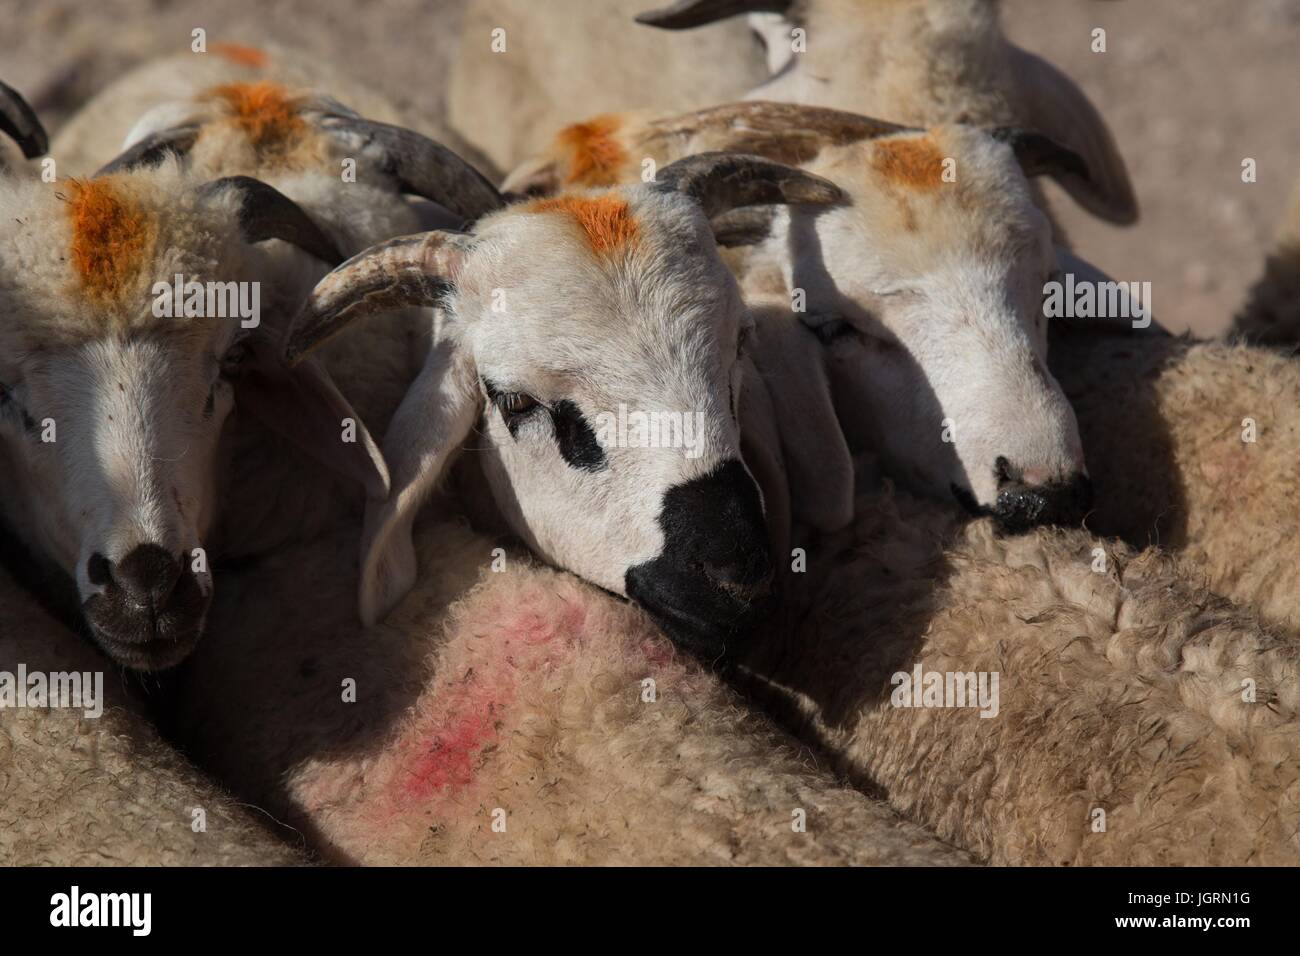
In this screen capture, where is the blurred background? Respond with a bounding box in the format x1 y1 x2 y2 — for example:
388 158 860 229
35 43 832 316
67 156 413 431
2 0 1297 336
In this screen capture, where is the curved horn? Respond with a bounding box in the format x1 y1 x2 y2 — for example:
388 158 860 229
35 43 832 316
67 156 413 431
199 176 343 267
0 80 48 159
95 125 199 176
647 101 909 167
655 152 843 219
989 127 1091 183
317 116 503 221
284 230 472 364
635 0 791 29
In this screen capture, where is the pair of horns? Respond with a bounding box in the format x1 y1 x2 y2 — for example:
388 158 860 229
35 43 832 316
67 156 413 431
0 80 48 160
97 114 503 223
283 152 844 363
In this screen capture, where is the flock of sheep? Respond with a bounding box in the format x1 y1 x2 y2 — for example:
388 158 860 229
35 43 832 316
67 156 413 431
2 0 1299 867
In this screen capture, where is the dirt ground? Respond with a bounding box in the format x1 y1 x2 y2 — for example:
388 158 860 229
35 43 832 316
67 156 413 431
2 0 1296 335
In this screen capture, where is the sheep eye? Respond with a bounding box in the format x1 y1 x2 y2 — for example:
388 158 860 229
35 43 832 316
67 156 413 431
496 391 539 419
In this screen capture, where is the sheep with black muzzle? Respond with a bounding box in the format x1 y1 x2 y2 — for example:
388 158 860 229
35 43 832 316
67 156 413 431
505 103 1134 534
284 152 843 657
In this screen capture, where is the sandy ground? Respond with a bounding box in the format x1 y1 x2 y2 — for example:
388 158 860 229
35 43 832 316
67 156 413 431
2 0 1297 335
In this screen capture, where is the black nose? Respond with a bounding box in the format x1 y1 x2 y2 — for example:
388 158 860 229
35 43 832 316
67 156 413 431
625 460 773 658
92 544 182 608
993 473 1093 533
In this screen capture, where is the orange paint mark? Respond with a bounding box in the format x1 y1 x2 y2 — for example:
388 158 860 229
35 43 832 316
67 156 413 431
529 194 640 256
210 42 269 69
65 178 155 304
872 135 946 191
556 114 626 186
208 81 304 151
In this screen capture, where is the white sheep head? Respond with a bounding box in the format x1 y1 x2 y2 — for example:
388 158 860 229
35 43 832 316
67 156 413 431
285 153 845 657
0 160 376 670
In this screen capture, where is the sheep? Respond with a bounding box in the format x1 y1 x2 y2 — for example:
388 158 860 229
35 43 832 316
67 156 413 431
49 43 413 179
0 559 309 865
733 483 1300 865
1234 175 1300 345
168 511 969 865
284 151 850 657
504 102 1122 530
446 0 770 174
0 57 498 671
633 0 1138 225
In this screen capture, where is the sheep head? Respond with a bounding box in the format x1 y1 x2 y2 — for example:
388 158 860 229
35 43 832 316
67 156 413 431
286 153 844 658
0 161 381 671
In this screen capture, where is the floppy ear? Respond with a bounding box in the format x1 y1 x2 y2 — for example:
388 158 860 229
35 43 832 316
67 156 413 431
737 351 791 565
1053 245 1167 335
234 337 390 499
745 303 855 533
1006 44 1138 224
359 337 480 625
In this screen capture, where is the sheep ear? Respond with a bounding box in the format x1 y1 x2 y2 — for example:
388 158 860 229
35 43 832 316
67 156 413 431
234 338 390 500
359 337 480 625
737 352 792 567
746 305 855 533
1006 44 1138 224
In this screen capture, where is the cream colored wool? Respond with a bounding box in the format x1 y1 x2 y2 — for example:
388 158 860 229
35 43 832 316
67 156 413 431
172 512 969 866
0 567 309 866
737 487 1300 866
1050 328 1300 633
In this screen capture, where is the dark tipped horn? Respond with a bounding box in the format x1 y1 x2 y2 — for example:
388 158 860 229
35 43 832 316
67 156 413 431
0 80 48 160
989 127 1091 183
199 176 343 266
283 230 473 364
635 0 791 29
317 116 503 221
655 151 843 219
95 126 200 176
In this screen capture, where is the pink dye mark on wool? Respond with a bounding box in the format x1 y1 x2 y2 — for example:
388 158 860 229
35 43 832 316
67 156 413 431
395 592 592 802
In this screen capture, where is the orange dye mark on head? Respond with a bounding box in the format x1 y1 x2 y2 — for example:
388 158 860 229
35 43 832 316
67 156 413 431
209 81 304 151
210 42 269 69
556 114 626 186
872 134 946 191
65 178 155 303
529 194 640 256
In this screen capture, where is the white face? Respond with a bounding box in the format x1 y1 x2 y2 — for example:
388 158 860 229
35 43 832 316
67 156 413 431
772 128 1090 527
363 189 775 655
0 328 238 669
